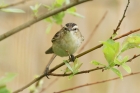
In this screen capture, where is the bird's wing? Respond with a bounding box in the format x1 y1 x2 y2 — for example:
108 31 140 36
51 28 65 42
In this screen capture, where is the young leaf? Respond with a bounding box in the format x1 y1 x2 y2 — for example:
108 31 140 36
111 68 123 79
91 60 100 65
66 7 84 18
72 58 83 74
0 86 11 93
63 60 73 73
45 17 53 23
91 60 105 66
114 56 129 65
29 75 43 93
121 34 140 52
0 73 17 86
67 12 85 18
52 12 65 24
67 7 76 12
102 39 119 65
66 0 70 4
1 8 25 13
122 63 131 73
56 0 65 5
30 3 41 16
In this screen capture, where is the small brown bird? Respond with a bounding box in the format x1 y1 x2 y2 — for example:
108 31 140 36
45 23 84 78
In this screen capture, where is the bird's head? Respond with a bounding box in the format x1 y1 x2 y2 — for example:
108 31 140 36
64 23 79 32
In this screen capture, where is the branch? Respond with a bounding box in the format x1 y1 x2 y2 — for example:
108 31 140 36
111 0 130 37
0 0 92 41
49 54 140 76
13 28 140 93
0 0 31 9
54 71 140 93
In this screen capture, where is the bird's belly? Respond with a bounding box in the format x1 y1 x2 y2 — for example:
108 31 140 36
52 35 80 57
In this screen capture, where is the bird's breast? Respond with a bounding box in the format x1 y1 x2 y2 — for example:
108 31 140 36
52 31 82 57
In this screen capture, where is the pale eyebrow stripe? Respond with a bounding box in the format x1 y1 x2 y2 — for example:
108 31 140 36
73 25 78 28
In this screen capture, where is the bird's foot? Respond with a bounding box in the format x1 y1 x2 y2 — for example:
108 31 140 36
69 54 76 62
44 67 50 79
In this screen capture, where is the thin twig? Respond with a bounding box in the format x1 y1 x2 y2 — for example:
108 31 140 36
111 0 130 38
54 71 140 93
49 54 140 76
0 0 92 41
39 78 59 93
76 28 140 59
78 11 108 52
0 0 31 9
13 28 140 93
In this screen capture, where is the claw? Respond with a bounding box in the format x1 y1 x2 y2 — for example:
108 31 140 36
44 67 50 79
69 54 76 62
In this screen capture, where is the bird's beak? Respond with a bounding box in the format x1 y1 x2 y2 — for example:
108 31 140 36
67 28 72 31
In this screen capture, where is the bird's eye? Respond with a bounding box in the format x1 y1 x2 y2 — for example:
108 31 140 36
64 28 67 30
73 28 77 30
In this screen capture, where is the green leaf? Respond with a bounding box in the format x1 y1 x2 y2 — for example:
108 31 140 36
114 58 121 64
46 24 52 34
114 56 129 65
1 8 25 13
111 68 123 79
29 75 43 93
122 63 131 73
103 39 120 65
63 59 83 79
68 74 74 80
67 12 85 18
121 34 140 52
91 61 100 65
30 3 41 16
67 7 76 12
63 60 73 73
91 60 105 66
0 86 11 93
66 0 70 4
52 12 65 24
121 56 129 63
0 73 17 86
45 17 53 23
72 58 83 74
56 0 65 5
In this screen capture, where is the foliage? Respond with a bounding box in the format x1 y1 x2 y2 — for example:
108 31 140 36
30 3 42 17
29 76 43 93
91 34 140 79
30 0 84 33
91 34 140 78
63 58 83 79
0 73 17 93
1 8 25 13
0 1 25 13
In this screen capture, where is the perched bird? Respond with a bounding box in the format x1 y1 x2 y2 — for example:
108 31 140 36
45 23 84 78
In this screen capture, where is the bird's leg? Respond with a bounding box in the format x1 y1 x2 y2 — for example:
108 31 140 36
65 50 76 62
44 54 57 79
44 67 50 79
